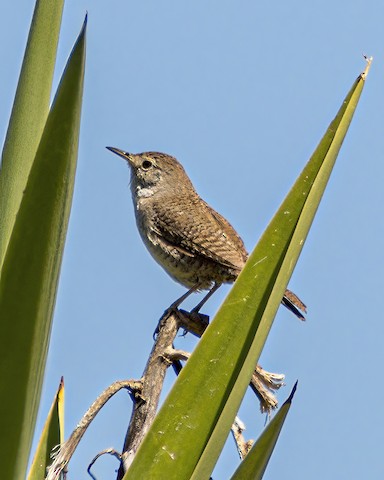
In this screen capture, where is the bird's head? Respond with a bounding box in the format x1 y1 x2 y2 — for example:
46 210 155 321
106 147 194 196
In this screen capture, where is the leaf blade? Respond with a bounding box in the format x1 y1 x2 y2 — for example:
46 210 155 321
191 67 368 480
0 0 64 268
0 18 86 479
27 378 65 480
229 383 297 480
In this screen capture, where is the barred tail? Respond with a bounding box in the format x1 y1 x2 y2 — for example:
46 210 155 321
281 289 307 321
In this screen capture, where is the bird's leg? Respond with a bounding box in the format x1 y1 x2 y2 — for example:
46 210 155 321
191 282 221 313
169 284 201 310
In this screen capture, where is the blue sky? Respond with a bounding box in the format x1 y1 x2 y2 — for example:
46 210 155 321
1 1 383 479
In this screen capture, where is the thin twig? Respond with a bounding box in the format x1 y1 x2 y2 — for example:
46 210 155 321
45 380 142 480
162 345 191 362
87 448 122 480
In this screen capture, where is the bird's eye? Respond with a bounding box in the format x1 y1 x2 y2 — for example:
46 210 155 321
142 160 152 170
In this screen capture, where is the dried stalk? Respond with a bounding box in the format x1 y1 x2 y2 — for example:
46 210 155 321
46 380 142 480
231 416 254 460
115 309 184 478
116 308 285 478
46 308 285 479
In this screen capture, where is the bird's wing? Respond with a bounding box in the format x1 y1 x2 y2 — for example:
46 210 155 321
151 195 247 272
151 196 308 320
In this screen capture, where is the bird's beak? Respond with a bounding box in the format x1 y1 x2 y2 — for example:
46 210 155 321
106 146 134 166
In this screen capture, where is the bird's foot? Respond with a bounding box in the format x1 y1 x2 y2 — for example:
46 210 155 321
153 304 184 339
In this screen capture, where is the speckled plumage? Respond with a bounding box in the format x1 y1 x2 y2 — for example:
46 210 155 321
107 148 306 319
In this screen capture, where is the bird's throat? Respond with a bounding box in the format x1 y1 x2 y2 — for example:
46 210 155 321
135 185 155 199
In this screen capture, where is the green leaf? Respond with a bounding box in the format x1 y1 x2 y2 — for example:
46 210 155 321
123 62 369 480
27 378 65 480
230 383 297 480
0 18 86 480
0 0 64 268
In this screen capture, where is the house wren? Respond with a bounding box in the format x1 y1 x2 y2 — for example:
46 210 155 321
107 148 306 319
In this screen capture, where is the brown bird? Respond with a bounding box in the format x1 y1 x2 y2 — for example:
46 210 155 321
107 148 306 320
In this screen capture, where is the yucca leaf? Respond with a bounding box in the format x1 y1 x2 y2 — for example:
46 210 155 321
0 17 86 480
27 378 65 480
0 0 64 268
229 383 297 480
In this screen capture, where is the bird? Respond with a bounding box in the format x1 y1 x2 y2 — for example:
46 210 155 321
106 148 306 320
